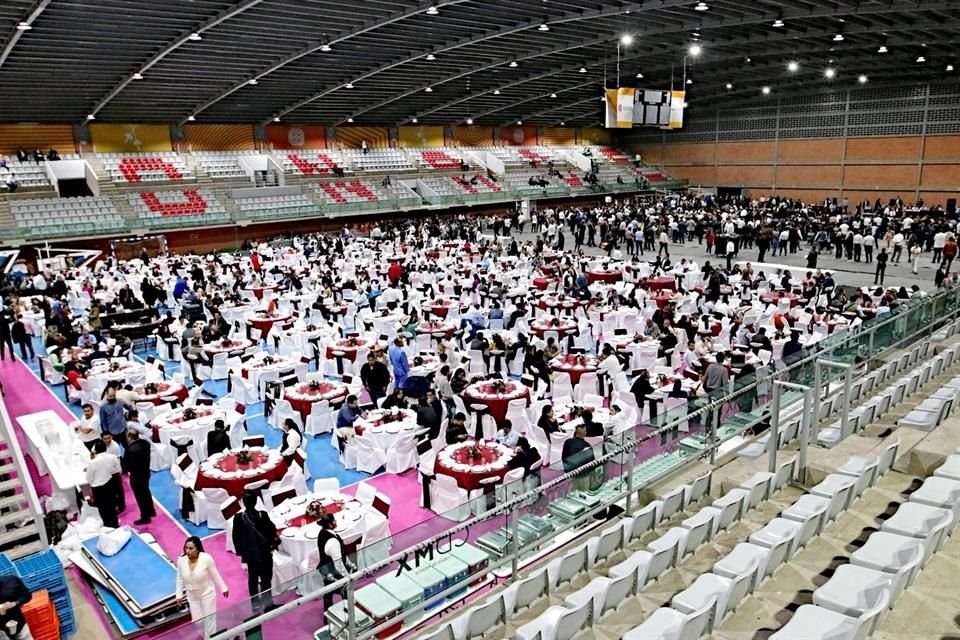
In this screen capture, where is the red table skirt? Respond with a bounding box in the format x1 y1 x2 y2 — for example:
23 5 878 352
550 364 598 385
429 304 452 318
286 389 348 420
325 345 362 361
532 277 554 291
251 287 278 300
652 295 673 309
647 277 676 292
425 251 440 260
248 317 286 333
587 271 622 284
434 459 509 492
464 388 529 425
139 384 189 405
195 459 288 497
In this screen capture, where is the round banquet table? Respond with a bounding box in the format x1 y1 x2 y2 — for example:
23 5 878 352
324 338 374 362
86 360 144 385
353 408 419 452
586 270 623 284
270 493 391 568
463 380 530 425
607 334 650 352
135 380 188 405
549 354 600 385
646 276 677 292
760 292 800 307
425 250 441 260
203 338 254 356
428 301 456 318
195 448 288 497
416 321 457 339
247 312 292 334
529 317 578 338
538 296 588 312
250 285 279 300
532 277 556 291
283 326 337 356
651 294 674 309
285 381 349 420
408 353 441 378
434 441 515 492
151 406 225 449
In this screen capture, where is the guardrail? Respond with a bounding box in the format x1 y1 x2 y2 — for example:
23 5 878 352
152 280 960 640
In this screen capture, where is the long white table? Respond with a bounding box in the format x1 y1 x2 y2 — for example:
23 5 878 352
17 410 89 508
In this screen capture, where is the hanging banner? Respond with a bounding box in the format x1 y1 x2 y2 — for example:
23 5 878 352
668 90 686 129
604 88 635 128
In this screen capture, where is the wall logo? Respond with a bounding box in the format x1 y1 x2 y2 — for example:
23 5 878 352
288 127 305 147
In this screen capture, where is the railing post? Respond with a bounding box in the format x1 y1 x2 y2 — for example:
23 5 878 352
509 503 520 582
624 438 634 514
798 388 811 485
812 360 822 443
768 383 781 474
708 399 718 465
346 577 357 640
840 365 853 439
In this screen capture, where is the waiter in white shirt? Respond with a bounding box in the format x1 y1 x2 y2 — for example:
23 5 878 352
316 513 356 609
85 440 121 528
73 403 101 451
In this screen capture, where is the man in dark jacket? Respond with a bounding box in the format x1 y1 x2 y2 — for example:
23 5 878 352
0 311 14 361
0 573 32 640
359 352 390 406
232 491 278 611
206 419 231 456
124 429 155 525
10 315 33 360
416 395 441 440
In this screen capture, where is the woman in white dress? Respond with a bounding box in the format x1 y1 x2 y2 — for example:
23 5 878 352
175 536 229 636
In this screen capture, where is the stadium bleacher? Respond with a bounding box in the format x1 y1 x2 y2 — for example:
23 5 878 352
129 189 230 226
192 151 257 179
98 152 193 184
10 195 124 235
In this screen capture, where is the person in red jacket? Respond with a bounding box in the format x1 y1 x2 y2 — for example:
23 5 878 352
942 236 958 274
388 261 402 285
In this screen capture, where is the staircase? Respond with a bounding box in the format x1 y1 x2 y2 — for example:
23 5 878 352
0 424 45 560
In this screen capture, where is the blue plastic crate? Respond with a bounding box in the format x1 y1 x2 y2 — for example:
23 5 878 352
0 553 16 577
14 550 74 636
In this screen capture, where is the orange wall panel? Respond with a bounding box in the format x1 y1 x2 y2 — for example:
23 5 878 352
844 164 918 187
777 138 843 163
662 143 714 165
922 135 960 161
776 165 842 187
541 128 576 145
0 124 76 155
667 166 716 185
716 141 774 163
717 165 774 185
919 191 959 205
184 124 255 150
449 126 493 147
920 164 960 188
266 124 327 149
845 136 921 162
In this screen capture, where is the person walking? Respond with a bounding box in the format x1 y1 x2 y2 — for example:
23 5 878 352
316 512 355 610
280 418 302 466
85 440 121 528
10 315 32 360
875 248 888 285
943 235 958 273
910 243 922 274
175 537 228 637
231 491 278 612
0 311 14 362
124 430 155 525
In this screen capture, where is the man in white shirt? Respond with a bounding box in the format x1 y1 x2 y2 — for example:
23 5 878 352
316 513 355 608
495 420 520 448
85 440 121 528
863 233 875 263
933 231 947 263
73 403 101 450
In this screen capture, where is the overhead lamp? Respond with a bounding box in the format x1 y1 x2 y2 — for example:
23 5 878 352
560 121 565 126
187 115 196 121
688 44 702 56
877 44 887 53
411 118 418 123
345 82 354 88
550 93 557 98
686 78 693 84
425 5 438 15
620 34 633 46
509 60 518 67
188 32 202 41
493 89 501 95
858 74 868 83
273 117 280 122
132 72 143 80
16 21 32 31
917 55 926 63
538 23 549 31
86 114 95 120
516 120 522 125
787 61 799 72
772 18 784 27
694 1 709 11
636 72 644 78
824 68 836 78
320 44 332 52
579 67 587 73
761 86 771 94
725 83 733 89
466 118 473 124
745 57 751 63
948 64 955 72
424 86 433 92
691 32 701 37
347 117 354 123
248 79 258 85
425 53 435 60
833 33 843 41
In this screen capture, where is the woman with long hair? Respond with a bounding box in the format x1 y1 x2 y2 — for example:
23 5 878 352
175 536 229 636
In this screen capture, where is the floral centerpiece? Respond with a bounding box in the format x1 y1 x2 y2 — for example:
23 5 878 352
109 362 121 372
308 380 322 392
182 407 197 421
633 333 645 344
382 411 405 424
490 379 508 393
143 382 159 395
344 337 363 347
570 405 585 418
465 443 484 461
220 337 233 347
657 374 668 386
262 355 275 366
235 449 254 465
413 356 425 367
305 499 327 519
550 317 561 327
305 324 317 332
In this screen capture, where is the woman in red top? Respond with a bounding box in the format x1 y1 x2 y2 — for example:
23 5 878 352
705 229 716 255
387 261 402 285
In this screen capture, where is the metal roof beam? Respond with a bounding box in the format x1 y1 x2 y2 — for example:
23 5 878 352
0 0 51 70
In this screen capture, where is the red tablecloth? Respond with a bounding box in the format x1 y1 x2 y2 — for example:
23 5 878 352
136 381 188 405
285 382 349 420
247 313 291 333
195 451 288 497
203 339 253 355
325 338 372 362
586 270 622 284
250 286 278 300
463 382 530 425
428 302 454 318
416 321 456 338
760 293 800 307
529 318 578 338
647 276 676 292
532 277 555 291
550 355 599 385
285 501 343 529
652 294 673 309
425 250 440 260
434 445 511 491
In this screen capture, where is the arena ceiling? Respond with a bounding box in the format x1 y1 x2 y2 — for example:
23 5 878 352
0 0 958 127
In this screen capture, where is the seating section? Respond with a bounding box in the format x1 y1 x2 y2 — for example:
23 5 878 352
415 149 462 171
595 146 631 164
0 157 55 190
193 151 256 179
313 180 411 205
339 148 414 172
98 152 193 184
281 151 350 176
234 193 315 212
129 190 229 225
11 196 124 234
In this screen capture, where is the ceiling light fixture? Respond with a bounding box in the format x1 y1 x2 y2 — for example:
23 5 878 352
466 118 473 124
686 78 693 84
824 68 836 78
425 53 435 60
947 64 955 72
248 79 258 85
347 118 354 123
877 44 887 53
188 32 202 41
787 61 799 72
762 86 771 94
689 44 702 56
86 114 95 120
858 74 868 83
132 72 143 80
579 67 587 73
273 117 280 122
320 44 332 52
424 86 433 92
16 21 32 31
517 120 522 125
493 89 501 95
917 55 926 62
772 18 784 27
509 60 518 67
725 83 733 89
636 72 644 78
345 82 354 88
187 115 196 121
539 23 549 31
620 34 634 46
411 118 418 123
833 33 844 41
560 122 565 126
426 6 438 15
694 1 709 11
692 32 701 37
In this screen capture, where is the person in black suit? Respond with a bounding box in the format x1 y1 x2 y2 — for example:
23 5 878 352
0 311 14 361
0 573 32 640
416 395 441 440
537 405 560 438
508 436 542 477
124 429 155 525
11 315 33 360
206 419 231 456
445 413 469 444
581 409 604 437
232 491 279 612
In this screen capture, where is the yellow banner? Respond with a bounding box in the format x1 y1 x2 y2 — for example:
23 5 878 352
669 91 686 129
90 123 172 152
398 125 444 148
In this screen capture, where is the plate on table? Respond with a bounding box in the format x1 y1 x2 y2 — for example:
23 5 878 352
305 525 320 539
350 513 362 522
281 528 299 538
290 496 308 505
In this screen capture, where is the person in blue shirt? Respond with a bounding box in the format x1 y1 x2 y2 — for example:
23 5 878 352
173 276 189 300
336 395 363 429
388 337 410 391
495 419 520 448
99 387 128 441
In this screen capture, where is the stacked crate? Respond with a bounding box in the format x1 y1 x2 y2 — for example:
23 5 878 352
9 550 75 636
